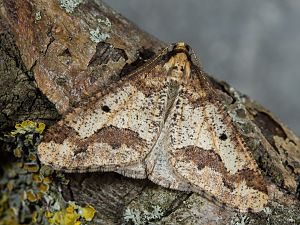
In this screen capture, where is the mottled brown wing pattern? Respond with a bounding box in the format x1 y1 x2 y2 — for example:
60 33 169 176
38 56 170 176
166 83 268 212
38 42 268 212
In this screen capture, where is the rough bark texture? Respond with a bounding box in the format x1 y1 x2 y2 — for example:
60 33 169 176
0 0 299 224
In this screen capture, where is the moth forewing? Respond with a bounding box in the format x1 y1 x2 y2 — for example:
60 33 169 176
38 52 171 173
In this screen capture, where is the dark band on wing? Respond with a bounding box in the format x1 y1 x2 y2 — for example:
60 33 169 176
173 146 267 194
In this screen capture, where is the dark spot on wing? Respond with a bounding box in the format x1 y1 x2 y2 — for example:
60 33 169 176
219 133 228 141
101 105 111 112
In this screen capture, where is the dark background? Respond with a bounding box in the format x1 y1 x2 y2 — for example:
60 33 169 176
104 0 300 135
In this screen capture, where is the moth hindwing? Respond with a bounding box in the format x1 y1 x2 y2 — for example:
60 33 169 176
38 42 268 212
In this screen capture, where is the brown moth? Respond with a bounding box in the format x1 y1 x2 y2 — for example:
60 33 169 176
38 42 268 212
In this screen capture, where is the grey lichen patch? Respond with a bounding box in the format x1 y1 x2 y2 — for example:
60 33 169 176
123 205 163 225
241 202 300 225
230 215 250 225
59 0 83 13
122 186 181 224
90 28 110 43
35 11 41 22
97 18 112 27
225 84 247 104
89 18 112 43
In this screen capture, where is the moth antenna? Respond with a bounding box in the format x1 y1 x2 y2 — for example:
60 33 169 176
190 47 203 69
168 43 177 51
125 45 169 78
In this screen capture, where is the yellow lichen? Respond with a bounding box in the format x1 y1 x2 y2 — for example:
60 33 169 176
32 173 42 183
45 203 96 225
43 176 52 184
45 211 53 218
38 183 49 193
15 162 23 168
13 147 22 158
36 122 46 134
47 203 80 225
28 152 37 161
32 210 38 223
6 181 14 192
79 204 96 221
26 190 37 202
10 120 46 136
37 192 44 200
23 163 39 173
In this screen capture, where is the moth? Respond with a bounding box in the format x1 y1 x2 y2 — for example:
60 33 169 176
38 42 268 212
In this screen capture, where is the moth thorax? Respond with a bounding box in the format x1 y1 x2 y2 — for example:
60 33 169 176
165 52 191 84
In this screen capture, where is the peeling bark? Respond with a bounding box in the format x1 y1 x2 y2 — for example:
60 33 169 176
0 0 299 224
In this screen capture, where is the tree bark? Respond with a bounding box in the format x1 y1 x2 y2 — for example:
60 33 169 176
0 0 299 224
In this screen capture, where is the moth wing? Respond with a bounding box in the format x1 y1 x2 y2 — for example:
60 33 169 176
167 75 268 212
38 58 170 176
145 120 192 191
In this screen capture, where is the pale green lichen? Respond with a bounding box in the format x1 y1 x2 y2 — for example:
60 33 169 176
123 205 163 225
230 215 250 225
262 206 272 215
0 120 96 224
59 0 83 13
122 186 184 224
35 11 41 21
97 18 111 27
89 17 112 43
89 27 110 43
228 86 246 103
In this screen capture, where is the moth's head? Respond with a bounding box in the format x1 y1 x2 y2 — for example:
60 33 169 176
164 42 191 83
172 42 191 54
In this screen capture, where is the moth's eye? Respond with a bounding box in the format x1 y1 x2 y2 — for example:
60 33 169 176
101 105 111 113
219 133 228 141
